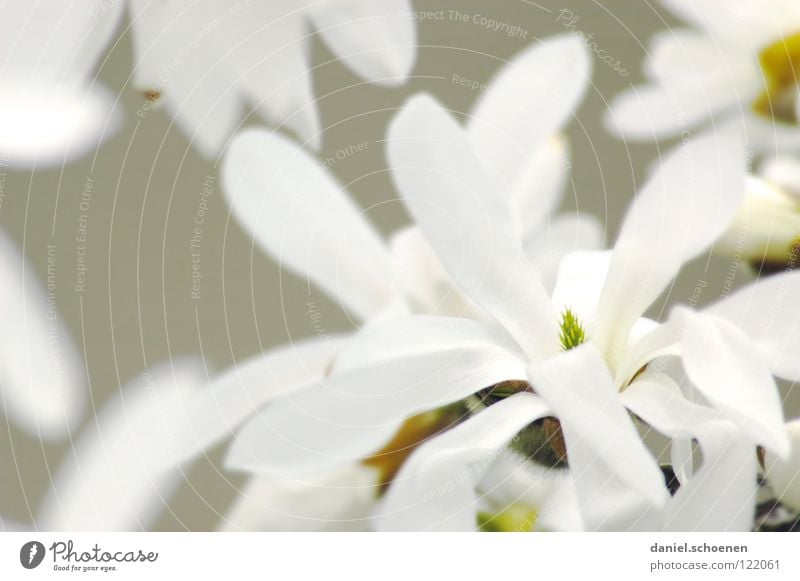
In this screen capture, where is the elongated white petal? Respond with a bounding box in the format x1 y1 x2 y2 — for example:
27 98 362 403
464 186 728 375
527 345 668 530
765 419 800 512
665 421 757 531
221 466 378 531
524 214 604 294
39 362 205 531
226 321 525 478
223 129 394 321
0 233 85 439
606 29 760 140
388 94 559 359
374 393 550 531
306 0 416 85
168 336 345 467
707 271 800 381
467 36 590 231
594 131 746 364
227 1 320 148
678 309 789 457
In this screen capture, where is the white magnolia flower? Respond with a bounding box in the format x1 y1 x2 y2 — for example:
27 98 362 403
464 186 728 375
606 0 800 151
0 231 85 440
217 35 599 530
0 1 122 167
229 94 799 531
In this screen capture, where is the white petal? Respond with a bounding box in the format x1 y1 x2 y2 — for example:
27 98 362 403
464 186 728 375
677 308 789 457
660 0 800 46
128 0 242 157
373 393 550 531
0 232 85 439
594 131 746 364
306 0 417 85
0 82 118 168
0 0 123 82
389 226 479 317
765 419 800 512
707 271 800 381
38 362 205 531
226 318 526 478
388 94 559 359
524 213 604 294
223 129 394 321
168 336 345 467
467 35 590 230
515 136 572 239
227 1 321 148
665 421 758 531
527 345 668 530
220 465 378 531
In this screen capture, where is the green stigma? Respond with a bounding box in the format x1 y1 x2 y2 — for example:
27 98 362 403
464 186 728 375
559 307 586 351
754 32 800 123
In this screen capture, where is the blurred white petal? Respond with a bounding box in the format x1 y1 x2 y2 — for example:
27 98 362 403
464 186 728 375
223 129 394 321
39 362 205 531
306 0 417 85
0 232 85 439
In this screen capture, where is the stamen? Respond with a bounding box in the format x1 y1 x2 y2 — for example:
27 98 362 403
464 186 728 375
754 32 800 123
559 307 586 351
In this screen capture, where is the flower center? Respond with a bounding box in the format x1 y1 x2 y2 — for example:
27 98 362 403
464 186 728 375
754 32 800 123
559 307 586 350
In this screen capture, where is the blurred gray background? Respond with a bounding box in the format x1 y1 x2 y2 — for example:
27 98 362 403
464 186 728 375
0 0 777 530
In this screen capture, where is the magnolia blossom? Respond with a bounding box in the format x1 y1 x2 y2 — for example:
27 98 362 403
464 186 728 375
0 1 122 167
227 92 800 531
35 34 596 532
0 231 85 440
606 0 800 151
